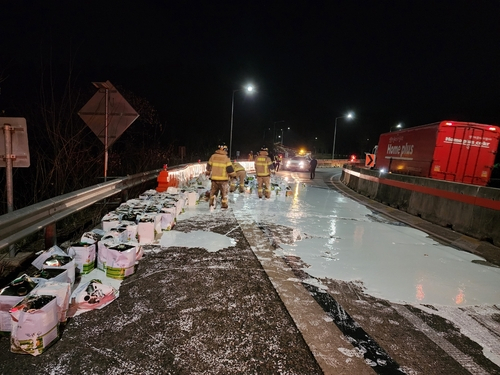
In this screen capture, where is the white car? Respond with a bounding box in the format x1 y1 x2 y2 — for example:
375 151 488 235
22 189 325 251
284 156 310 172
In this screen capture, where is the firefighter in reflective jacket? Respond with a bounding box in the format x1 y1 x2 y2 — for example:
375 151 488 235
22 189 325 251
230 161 247 193
254 146 275 199
206 144 235 209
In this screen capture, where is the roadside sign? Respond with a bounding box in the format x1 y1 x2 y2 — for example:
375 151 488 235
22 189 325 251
365 153 375 168
0 117 30 168
78 81 139 147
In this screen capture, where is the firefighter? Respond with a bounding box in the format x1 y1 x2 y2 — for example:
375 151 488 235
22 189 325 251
206 144 235 209
254 146 275 199
230 161 247 193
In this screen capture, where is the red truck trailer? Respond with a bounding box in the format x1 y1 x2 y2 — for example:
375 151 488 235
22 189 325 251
374 121 499 186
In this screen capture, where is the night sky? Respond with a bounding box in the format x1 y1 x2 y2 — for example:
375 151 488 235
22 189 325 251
2 0 499 157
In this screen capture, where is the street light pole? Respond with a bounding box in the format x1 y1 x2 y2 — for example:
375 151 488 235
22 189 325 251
332 112 354 160
229 89 237 159
273 120 284 144
280 127 290 145
229 85 254 159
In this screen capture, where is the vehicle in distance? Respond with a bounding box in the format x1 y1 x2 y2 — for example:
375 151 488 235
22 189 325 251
284 156 310 171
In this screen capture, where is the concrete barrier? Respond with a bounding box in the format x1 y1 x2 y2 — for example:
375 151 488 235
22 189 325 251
341 165 500 247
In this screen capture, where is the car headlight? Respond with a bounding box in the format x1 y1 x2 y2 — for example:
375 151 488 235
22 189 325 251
299 162 304 168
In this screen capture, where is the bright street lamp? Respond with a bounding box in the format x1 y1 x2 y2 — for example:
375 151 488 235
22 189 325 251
230 85 254 159
332 112 354 160
273 120 284 143
390 123 403 132
280 127 290 145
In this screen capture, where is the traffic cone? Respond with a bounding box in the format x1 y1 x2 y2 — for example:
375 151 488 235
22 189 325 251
156 164 169 192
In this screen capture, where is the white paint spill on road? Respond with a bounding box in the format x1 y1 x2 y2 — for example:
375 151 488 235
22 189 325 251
160 230 236 253
229 181 500 307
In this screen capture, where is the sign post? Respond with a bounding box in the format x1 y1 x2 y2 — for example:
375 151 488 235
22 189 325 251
78 81 139 181
0 117 30 256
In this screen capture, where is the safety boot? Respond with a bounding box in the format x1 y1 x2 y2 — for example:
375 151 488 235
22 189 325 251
209 196 215 208
221 199 228 209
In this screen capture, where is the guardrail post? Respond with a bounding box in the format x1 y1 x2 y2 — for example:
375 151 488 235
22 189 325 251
44 223 57 250
121 189 129 203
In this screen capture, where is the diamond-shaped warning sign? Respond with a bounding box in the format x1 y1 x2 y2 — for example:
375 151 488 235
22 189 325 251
78 81 139 147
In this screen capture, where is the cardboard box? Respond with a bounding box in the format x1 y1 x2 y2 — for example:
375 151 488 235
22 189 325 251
10 295 59 356
67 242 96 275
29 281 71 323
104 244 138 280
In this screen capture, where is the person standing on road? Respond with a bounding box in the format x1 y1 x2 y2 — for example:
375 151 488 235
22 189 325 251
274 154 281 172
254 146 275 199
206 144 236 209
248 151 254 161
309 156 318 179
230 160 247 193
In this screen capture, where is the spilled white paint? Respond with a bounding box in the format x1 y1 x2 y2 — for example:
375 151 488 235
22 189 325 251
167 176 500 307
223 180 500 307
160 230 236 253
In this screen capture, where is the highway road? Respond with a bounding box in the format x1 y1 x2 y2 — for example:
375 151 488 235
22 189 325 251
0 166 499 374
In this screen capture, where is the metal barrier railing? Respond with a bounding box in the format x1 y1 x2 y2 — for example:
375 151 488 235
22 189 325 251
0 161 257 257
0 169 164 256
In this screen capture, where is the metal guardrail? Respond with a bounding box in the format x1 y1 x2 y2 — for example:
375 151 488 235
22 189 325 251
0 169 162 255
0 160 255 257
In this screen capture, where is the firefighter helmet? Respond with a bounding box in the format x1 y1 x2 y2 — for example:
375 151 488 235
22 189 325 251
218 144 228 152
261 146 268 152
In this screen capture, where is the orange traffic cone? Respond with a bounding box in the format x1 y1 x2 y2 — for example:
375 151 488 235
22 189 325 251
156 164 169 192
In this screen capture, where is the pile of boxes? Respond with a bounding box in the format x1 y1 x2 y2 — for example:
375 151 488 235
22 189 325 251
0 169 292 356
0 179 207 356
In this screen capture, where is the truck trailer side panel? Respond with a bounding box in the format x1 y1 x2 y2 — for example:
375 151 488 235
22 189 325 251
375 123 439 177
375 121 499 186
432 122 499 185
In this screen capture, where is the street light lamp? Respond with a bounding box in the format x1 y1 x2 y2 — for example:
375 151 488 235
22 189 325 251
332 112 354 160
280 127 290 145
390 123 403 132
230 84 254 159
273 120 284 143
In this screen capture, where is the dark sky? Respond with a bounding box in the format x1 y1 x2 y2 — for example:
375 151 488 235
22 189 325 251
2 0 499 157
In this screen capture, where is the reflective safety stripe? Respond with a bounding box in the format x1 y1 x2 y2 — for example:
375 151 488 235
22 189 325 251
255 156 270 176
233 162 245 172
208 152 233 180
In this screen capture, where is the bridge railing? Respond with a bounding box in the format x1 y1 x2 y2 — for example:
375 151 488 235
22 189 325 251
0 160 254 257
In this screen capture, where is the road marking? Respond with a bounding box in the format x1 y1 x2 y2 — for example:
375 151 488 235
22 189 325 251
303 283 405 375
392 304 489 375
238 221 375 375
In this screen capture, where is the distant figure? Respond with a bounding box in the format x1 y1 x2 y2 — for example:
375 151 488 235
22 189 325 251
309 156 318 179
248 151 254 161
274 154 281 172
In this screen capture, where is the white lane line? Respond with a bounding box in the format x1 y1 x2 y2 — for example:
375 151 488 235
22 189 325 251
392 304 489 375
